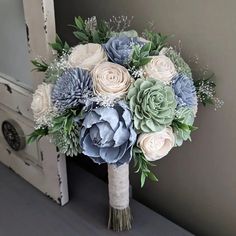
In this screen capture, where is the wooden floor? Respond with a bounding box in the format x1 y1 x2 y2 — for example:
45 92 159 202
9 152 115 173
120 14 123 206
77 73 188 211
0 160 193 236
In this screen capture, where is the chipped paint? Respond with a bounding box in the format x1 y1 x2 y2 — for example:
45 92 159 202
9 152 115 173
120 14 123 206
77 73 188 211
40 151 44 162
6 149 11 155
24 162 30 166
16 106 23 116
4 84 12 94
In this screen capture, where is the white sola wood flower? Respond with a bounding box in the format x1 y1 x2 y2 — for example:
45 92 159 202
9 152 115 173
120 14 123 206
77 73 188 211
31 83 55 127
137 127 175 161
68 43 108 71
143 55 177 83
92 61 134 99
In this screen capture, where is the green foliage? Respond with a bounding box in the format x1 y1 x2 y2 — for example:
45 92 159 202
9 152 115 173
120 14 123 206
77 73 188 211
172 120 198 133
49 109 80 135
71 16 111 44
31 59 48 72
171 120 198 137
129 42 152 69
165 48 192 78
27 127 48 144
49 35 70 56
49 109 82 156
194 73 216 106
133 147 158 188
172 119 198 146
143 30 169 55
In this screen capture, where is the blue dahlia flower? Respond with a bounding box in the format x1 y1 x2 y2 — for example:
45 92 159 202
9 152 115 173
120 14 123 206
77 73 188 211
103 36 144 65
172 74 197 107
51 68 93 112
79 101 137 166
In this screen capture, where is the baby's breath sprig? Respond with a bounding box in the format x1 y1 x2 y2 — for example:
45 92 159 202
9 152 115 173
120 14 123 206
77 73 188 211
194 73 223 109
106 15 134 32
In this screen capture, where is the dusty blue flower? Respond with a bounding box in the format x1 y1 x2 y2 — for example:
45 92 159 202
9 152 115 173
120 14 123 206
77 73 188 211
103 36 144 65
51 68 93 112
172 74 197 107
79 101 137 166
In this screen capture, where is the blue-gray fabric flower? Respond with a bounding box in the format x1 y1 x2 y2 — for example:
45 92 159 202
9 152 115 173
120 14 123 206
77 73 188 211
51 68 93 112
103 36 144 65
79 101 137 166
172 74 197 107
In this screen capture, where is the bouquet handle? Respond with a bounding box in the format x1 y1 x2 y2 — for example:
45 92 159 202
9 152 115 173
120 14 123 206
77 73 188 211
107 163 132 231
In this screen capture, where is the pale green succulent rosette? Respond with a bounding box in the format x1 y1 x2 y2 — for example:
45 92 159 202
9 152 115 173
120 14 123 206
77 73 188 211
174 107 195 146
127 78 177 133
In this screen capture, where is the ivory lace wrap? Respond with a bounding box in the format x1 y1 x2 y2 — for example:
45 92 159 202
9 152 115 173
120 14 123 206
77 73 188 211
108 163 129 210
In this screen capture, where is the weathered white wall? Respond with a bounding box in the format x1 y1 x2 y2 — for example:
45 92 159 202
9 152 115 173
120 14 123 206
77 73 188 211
55 0 235 235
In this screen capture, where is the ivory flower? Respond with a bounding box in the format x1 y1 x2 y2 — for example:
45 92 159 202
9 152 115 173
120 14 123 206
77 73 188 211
137 127 175 161
92 62 134 99
68 43 107 71
31 83 54 126
143 55 177 83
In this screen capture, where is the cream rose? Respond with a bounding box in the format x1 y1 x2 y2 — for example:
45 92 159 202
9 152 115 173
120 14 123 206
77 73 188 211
137 127 175 161
143 55 177 83
68 43 107 71
92 62 134 98
31 83 53 125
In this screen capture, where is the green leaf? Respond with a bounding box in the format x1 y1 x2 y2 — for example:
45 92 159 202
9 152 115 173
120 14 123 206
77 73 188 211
27 128 48 144
55 34 63 44
64 116 74 133
140 42 152 54
49 34 70 56
31 59 48 72
141 172 146 188
74 16 84 30
73 31 89 41
133 146 158 187
92 30 101 43
139 57 152 66
148 172 158 182
49 123 63 134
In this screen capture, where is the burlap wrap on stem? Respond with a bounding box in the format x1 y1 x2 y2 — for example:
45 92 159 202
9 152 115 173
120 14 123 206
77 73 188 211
108 163 132 231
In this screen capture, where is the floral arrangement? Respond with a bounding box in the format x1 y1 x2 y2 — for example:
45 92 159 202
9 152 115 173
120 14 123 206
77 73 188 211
29 16 222 231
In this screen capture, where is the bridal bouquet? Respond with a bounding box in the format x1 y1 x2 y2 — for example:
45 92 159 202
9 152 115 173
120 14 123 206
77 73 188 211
29 16 222 231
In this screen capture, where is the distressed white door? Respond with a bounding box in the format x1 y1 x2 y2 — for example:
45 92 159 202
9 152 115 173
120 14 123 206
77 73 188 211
0 0 68 205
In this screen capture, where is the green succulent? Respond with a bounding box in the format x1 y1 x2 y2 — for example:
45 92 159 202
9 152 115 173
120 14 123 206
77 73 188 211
127 78 176 133
165 47 192 78
172 107 196 146
52 124 81 156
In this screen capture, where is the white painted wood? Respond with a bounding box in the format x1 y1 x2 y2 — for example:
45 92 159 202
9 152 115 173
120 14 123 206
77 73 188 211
0 0 69 206
23 0 56 89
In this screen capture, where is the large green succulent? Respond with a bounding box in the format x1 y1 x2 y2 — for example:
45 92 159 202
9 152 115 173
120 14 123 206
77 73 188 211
173 107 195 146
127 78 176 133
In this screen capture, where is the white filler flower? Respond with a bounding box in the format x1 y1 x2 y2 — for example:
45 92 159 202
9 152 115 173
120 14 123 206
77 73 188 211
137 127 175 161
143 55 177 83
68 43 108 71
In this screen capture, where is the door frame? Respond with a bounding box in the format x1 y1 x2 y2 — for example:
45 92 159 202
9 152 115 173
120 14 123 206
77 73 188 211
0 0 69 205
